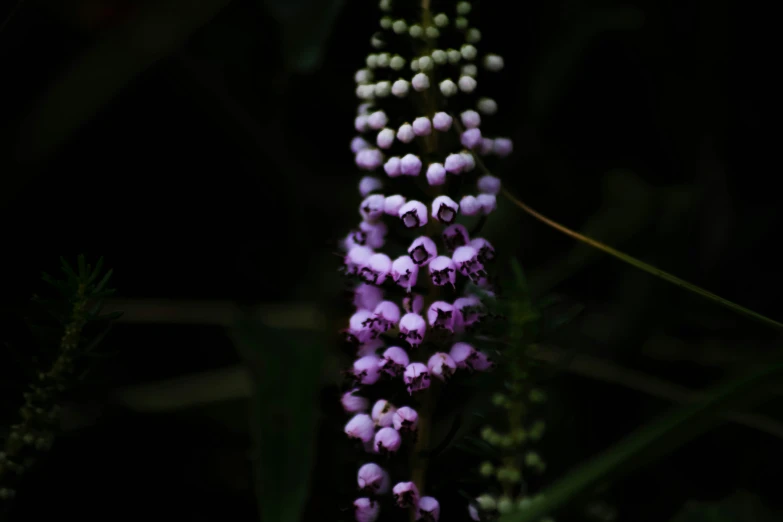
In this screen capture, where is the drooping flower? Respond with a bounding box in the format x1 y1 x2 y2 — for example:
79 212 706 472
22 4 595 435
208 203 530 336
442 224 469 251
399 313 426 347
392 406 419 432
428 256 457 287
408 236 438 266
372 300 401 332
342 388 369 413
345 414 375 442
403 362 430 394
393 481 419 508
399 200 428 228
353 355 381 385
354 497 380 522
417 496 441 521
427 352 457 381
374 427 402 454
371 399 397 427
431 196 459 224
357 463 390 494
378 346 409 376
427 301 455 331
391 255 419 291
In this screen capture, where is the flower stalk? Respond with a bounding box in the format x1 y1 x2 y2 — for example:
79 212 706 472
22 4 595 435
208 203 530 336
341 1 513 520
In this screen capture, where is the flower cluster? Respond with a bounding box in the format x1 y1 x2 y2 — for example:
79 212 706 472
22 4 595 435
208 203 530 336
340 1 512 520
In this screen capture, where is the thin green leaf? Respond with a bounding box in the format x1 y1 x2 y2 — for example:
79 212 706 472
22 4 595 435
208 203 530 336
93 269 113 293
232 317 324 522
87 257 105 284
499 361 783 522
502 189 783 331
77 254 87 280
59 257 78 280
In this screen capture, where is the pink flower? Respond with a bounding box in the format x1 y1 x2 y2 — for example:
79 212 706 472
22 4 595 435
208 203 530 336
374 427 402 453
392 406 419 432
461 128 483 149
452 245 485 282
353 355 381 385
371 399 397 427
357 463 390 494
417 496 440 521
372 300 401 331
359 194 385 222
391 255 419 291
403 362 430 394
399 313 426 347
412 116 432 136
469 238 496 264
427 352 457 381
345 413 375 442
403 293 424 314
431 196 459 224
427 301 455 331
361 253 392 285
341 388 369 413
432 112 452 131
453 296 485 332
399 201 428 228
393 481 420 507
353 283 383 311
378 346 410 377
345 246 374 275
408 236 438 266
442 224 469 251
428 256 457 287
354 497 380 522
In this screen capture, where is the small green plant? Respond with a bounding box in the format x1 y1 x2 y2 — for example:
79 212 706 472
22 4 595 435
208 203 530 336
0 256 119 502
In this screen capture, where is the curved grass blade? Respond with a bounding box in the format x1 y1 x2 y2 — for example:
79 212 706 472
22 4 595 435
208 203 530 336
502 189 783 331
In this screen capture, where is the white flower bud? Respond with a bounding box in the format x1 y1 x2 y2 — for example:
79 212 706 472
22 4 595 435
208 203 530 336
392 19 408 34
457 1 471 15
461 63 478 77
477 97 498 115
356 84 375 100
410 58 420 71
391 79 410 97
366 54 379 68
425 26 440 39
458 75 477 93
355 69 373 84
376 53 390 67
409 24 423 38
484 54 504 72
412 73 430 91
379 0 392 12
447 49 461 64
374 81 391 97
390 55 405 70
466 28 481 43
439 79 457 96
461 44 478 60
380 16 392 29
418 56 434 71
371 34 384 49
434 13 448 26
455 16 469 30
431 49 447 64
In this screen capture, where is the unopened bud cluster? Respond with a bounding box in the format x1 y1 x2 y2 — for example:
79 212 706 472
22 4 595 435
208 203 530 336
468 386 549 521
342 1 513 521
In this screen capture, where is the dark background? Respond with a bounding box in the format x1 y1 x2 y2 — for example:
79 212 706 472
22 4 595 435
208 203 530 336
1 0 781 521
